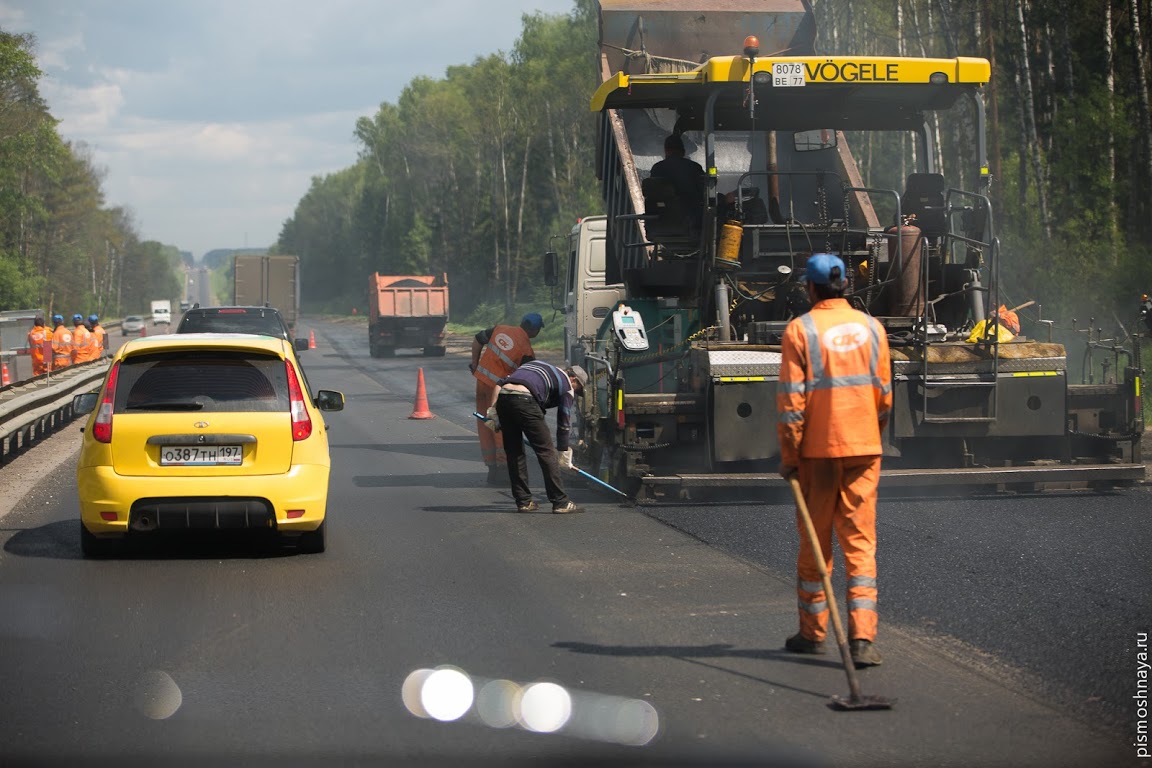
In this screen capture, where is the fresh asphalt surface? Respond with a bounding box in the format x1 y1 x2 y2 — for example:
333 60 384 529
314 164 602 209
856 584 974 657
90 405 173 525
0 317 1147 767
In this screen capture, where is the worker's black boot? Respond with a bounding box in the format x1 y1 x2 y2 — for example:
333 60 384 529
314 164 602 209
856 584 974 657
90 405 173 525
849 639 883 667
486 465 504 486
785 633 826 655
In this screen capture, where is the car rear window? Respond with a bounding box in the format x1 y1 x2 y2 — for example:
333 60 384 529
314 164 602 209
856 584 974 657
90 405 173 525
115 351 289 413
176 310 288 338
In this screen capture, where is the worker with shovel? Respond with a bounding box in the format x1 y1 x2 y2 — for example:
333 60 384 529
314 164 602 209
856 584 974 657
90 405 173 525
777 253 892 669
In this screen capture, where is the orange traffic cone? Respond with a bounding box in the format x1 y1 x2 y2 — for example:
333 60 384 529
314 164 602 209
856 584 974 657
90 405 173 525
1 362 10 387
140 325 146 337
409 367 435 420
308 330 316 350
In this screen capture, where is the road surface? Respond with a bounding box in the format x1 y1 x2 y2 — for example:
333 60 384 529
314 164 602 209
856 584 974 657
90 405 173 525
0 317 1145 767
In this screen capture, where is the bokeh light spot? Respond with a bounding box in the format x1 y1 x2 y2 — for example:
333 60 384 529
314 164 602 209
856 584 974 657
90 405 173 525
134 670 182 720
519 682 572 733
476 679 521 729
420 667 474 722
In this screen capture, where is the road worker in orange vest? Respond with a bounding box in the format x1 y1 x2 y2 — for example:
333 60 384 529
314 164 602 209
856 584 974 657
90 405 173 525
50 314 72 371
88 314 107 358
470 313 543 485
27 315 52 376
71 314 94 364
777 253 893 668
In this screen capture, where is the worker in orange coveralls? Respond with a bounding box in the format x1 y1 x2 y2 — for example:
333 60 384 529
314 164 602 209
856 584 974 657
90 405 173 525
470 313 542 485
776 253 892 668
50 314 72 371
70 314 94 364
88 315 107 358
27 315 52 376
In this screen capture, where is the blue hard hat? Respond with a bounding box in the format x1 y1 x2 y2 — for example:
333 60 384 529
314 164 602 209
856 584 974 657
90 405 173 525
72 313 84 323
53 314 64 324
521 312 544 331
805 253 846 286
88 314 99 324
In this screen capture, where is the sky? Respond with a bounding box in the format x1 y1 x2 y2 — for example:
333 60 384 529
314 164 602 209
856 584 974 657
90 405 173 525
0 0 575 260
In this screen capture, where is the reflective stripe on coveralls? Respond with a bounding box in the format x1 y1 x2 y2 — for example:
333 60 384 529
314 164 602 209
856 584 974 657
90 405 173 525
51 326 73 369
27 327 51 375
475 378 506 467
71 325 93 363
91 325 107 358
775 299 892 464
795 455 882 642
776 298 892 644
473 325 533 467
473 325 533 387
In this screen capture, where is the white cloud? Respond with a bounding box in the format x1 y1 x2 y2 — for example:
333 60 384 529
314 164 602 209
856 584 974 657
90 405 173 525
39 77 123 133
0 0 576 258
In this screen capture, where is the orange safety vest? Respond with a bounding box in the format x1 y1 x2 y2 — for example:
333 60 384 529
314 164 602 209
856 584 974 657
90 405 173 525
27 326 51 372
51 324 73 368
91 324 107 357
776 298 892 465
71 324 94 363
472 325 534 386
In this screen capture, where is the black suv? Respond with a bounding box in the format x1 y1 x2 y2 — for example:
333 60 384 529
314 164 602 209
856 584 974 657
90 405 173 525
176 305 308 352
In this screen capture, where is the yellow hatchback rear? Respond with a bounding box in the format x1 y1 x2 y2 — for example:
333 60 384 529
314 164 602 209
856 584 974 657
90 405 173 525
75 334 344 557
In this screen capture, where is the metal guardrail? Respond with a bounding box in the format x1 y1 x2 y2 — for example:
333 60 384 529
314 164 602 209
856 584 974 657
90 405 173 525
0 361 110 465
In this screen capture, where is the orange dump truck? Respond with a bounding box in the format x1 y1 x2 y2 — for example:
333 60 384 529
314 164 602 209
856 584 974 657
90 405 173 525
367 274 449 357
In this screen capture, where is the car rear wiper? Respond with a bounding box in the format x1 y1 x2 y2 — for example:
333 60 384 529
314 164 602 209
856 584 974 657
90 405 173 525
126 400 206 411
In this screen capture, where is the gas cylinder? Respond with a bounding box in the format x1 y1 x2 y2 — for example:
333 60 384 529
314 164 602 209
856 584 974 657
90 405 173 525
886 221 924 317
717 220 743 264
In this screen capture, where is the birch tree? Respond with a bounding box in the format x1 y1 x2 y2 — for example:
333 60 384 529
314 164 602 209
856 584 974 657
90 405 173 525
1012 0 1051 238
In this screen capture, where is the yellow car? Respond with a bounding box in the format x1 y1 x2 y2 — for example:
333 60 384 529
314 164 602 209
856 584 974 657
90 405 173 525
74 333 344 557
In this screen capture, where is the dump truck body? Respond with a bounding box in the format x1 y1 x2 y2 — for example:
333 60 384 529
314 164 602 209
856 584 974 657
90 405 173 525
554 1 1143 501
233 254 301 338
367 274 449 357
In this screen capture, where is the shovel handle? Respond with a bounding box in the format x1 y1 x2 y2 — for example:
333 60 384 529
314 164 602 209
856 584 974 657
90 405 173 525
789 476 866 702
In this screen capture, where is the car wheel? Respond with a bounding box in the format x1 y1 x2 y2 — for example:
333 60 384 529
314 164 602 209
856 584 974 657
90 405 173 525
295 521 326 554
80 523 122 558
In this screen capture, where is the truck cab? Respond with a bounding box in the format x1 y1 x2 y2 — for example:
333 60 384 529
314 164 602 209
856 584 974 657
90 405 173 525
557 216 624 369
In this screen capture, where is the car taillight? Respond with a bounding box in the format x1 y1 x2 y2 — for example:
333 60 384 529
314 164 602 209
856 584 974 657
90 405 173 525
286 360 312 441
92 361 120 444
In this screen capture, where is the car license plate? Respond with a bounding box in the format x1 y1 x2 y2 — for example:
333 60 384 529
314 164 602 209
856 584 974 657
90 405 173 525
160 445 243 466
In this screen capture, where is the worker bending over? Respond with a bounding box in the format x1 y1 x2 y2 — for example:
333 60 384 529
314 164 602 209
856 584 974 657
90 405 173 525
494 361 587 514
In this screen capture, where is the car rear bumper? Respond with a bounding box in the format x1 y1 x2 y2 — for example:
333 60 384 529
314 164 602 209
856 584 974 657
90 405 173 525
78 463 329 535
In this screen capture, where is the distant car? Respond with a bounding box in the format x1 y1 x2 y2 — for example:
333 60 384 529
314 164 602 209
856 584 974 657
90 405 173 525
176 305 307 351
73 333 345 557
179 301 191 312
121 315 146 336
